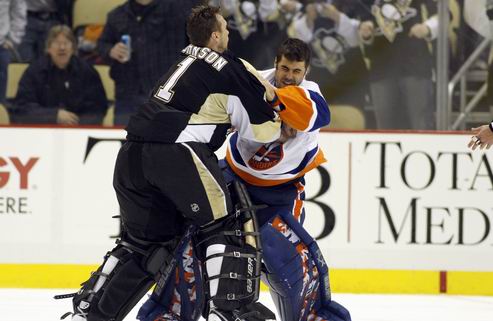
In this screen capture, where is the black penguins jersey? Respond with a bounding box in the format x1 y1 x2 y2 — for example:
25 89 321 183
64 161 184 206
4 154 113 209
126 45 281 151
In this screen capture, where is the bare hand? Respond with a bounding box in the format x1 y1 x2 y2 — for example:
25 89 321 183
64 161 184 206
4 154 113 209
57 109 79 125
259 77 277 102
277 123 297 143
409 23 430 39
2 39 14 50
359 20 374 40
109 42 130 63
468 125 493 150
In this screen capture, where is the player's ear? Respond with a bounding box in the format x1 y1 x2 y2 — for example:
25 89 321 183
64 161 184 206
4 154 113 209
209 32 216 44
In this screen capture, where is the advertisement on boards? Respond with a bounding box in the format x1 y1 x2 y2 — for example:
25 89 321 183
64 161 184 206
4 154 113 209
301 132 493 271
1 128 492 271
0 128 125 263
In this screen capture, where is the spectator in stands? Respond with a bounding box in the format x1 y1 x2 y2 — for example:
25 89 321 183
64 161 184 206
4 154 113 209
10 25 108 125
55 0 74 26
357 0 437 130
288 0 370 121
467 1 493 150
17 0 74 62
212 0 287 69
0 0 26 103
97 0 197 126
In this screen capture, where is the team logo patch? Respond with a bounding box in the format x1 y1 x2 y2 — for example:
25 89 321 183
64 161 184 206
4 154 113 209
248 143 284 170
190 203 200 212
79 301 90 309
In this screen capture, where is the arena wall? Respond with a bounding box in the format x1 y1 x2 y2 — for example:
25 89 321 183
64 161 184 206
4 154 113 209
1 126 492 295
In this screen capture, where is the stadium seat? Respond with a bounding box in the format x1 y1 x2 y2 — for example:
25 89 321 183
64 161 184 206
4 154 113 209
0 103 10 125
94 65 114 101
6 63 28 99
102 106 114 127
329 105 365 130
72 0 126 29
94 65 115 127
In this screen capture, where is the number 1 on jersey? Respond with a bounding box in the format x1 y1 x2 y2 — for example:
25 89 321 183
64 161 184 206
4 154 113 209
154 56 196 103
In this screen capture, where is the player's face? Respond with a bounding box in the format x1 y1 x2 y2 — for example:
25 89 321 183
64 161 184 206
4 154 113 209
215 14 229 53
274 56 307 88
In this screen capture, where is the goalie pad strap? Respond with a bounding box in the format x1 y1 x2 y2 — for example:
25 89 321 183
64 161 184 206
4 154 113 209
208 293 255 302
205 272 261 282
195 231 260 248
205 252 257 260
222 231 260 237
194 180 263 313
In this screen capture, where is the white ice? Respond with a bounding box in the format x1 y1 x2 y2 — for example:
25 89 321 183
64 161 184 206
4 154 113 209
1 289 492 321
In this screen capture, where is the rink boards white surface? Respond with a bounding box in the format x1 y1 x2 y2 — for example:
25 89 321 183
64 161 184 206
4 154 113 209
1 127 493 296
1 289 492 321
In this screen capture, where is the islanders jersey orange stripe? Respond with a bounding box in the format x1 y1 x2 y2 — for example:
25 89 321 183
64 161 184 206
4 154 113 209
276 86 314 131
293 181 305 221
274 85 330 132
226 147 326 187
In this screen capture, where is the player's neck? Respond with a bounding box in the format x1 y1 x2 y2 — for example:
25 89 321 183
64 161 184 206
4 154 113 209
205 38 226 53
207 44 223 53
135 0 153 5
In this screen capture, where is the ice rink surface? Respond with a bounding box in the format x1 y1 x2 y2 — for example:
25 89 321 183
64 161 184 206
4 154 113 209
1 289 492 321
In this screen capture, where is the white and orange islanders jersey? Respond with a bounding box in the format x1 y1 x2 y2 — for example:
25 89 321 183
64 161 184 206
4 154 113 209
226 68 330 186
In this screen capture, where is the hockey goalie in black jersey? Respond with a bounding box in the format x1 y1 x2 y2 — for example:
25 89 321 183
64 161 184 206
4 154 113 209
59 4 281 321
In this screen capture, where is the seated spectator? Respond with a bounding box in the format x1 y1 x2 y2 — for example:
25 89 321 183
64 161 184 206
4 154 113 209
10 25 108 125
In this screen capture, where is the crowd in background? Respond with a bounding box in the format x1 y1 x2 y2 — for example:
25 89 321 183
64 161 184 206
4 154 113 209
0 0 491 129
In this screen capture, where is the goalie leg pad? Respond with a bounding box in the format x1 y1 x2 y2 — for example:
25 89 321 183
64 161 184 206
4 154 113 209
196 215 260 311
71 234 175 321
260 220 306 321
261 211 351 321
137 181 275 321
138 228 204 321
195 180 276 321
310 300 352 321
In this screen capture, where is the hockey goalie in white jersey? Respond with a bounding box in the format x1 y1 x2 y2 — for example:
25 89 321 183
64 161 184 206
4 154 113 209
138 38 351 321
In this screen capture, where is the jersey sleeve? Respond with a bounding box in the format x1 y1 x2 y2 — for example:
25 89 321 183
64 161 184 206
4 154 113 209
273 83 330 132
224 58 281 143
227 96 281 143
239 58 265 84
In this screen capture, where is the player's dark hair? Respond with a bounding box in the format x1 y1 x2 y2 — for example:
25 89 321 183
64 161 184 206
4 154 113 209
187 5 221 47
275 38 312 68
